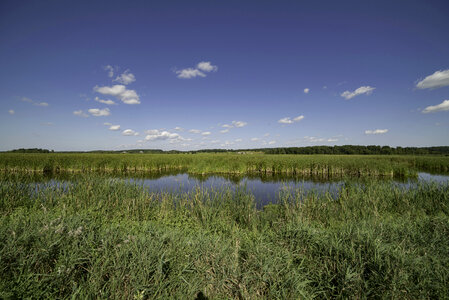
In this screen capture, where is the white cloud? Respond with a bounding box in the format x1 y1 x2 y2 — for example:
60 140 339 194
422 100 449 113
109 125 121 131
365 129 388 135
189 129 201 134
304 136 325 143
88 108 110 117
211 140 220 144
416 69 449 89
232 120 247 128
220 129 229 134
293 115 304 122
73 110 88 117
94 84 140 104
8 109 14 115
304 88 309 94
21 97 49 107
201 131 211 136
104 122 112 126
122 129 138 136
251 137 260 142
174 126 184 131
268 140 276 145
176 68 206 79
104 65 114 78
145 129 182 141
341 86 375 100
235 138 243 142
327 138 338 142
176 61 218 79
278 117 293 124
95 97 116 105
114 70 136 85
264 133 270 137
197 61 218 72
278 115 304 124
221 120 248 130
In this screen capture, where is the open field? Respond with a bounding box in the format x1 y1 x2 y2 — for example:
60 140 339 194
1 153 449 176
1 173 449 299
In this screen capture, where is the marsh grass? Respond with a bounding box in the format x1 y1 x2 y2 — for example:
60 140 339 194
1 153 448 177
1 173 448 298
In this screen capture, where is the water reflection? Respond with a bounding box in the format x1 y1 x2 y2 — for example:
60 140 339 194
3 171 448 207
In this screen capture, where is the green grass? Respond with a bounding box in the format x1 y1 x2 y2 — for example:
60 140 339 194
1 153 448 177
1 173 448 298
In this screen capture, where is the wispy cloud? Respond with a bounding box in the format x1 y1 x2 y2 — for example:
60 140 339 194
88 108 110 117
189 129 201 134
104 65 114 78
340 86 375 100
278 115 304 124
422 100 449 113
8 109 14 115
416 69 449 89
221 120 248 131
95 97 116 105
94 84 140 104
304 88 309 94
73 110 89 117
114 70 136 85
175 61 217 79
21 97 49 107
365 129 388 135
201 131 211 136
176 68 205 79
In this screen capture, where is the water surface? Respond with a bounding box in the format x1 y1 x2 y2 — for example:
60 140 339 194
8 171 448 207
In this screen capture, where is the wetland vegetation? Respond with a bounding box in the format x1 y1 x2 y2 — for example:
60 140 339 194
1 153 449 176
1 153 449 298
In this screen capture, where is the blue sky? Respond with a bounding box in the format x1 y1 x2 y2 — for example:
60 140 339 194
1 0 448 151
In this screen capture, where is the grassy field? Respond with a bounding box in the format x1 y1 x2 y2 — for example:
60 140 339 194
1 153 449 176
1 173 448 299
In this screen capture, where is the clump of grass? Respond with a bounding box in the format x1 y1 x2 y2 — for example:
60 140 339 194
1 174 448 298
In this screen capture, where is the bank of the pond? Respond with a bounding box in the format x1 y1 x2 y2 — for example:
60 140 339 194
2 153 449 177
1 174 449 298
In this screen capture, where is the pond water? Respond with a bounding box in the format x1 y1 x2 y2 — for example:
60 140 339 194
118 172 449 206
13 171 449 207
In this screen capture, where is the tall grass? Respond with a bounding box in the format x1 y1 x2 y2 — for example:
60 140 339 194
1 173 448 298
2 153 448 177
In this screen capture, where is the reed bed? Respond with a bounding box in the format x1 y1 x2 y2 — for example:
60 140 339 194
1 173 448 299
1 153 448 177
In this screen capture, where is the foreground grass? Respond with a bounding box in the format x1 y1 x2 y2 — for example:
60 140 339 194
1 153 449 177
1 174 448 298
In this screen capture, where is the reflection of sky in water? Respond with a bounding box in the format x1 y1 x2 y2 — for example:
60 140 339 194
20 172 449 207
124 172 448 207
